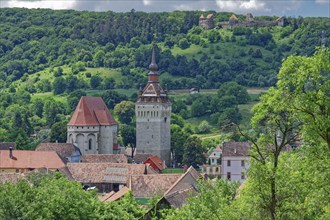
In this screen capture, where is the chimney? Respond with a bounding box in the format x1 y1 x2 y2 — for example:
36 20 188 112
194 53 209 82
234 148 237 154
9 146 13 159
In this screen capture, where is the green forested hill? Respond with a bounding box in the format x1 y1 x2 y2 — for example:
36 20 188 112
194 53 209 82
0 8 329 148
1 8 329 91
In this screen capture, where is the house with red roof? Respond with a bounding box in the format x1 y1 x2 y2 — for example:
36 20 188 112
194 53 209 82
144 155 166 173
67 96 118 155
0 149 65 174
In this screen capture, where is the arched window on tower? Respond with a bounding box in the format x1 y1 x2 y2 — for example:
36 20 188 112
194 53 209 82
88 139 92 150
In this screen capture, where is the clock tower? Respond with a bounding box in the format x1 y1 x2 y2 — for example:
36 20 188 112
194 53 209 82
135 47 171 165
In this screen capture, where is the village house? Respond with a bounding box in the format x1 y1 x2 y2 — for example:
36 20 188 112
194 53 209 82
0 148 65 173
67 96 119 155
189 87 199 94
144 155 166 173
130 166 200 208
143 166 201 219
162 166 200 208
35 142 82 163
66 162 158 193
132 153 154 164
201 146 221 177
129 174 182 203
221 142 250 183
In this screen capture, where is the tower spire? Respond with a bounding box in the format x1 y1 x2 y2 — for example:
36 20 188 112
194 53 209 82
148 45 159 82
149 45 158 72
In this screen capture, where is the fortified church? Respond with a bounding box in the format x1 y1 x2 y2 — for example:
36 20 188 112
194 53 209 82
67 47 171 165
67 97 119 154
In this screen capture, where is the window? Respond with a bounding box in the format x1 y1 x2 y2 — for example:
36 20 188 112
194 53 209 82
215 167 219 173
241 160 245 167
227 160 231 167
211 159 214 163
227 172 231 180
241 172 245 179
88 139 92 150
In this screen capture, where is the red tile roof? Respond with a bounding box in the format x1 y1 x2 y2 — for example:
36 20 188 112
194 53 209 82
144 155 166 171
0 150 65 170
81 154 127 164
213 146 222 152
66 163 155 184
129 174 182 198
164 166 201 208
35 143 76 163
68 96 117 126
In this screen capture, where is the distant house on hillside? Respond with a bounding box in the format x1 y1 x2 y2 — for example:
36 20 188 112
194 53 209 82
67 96 118 155
218 13 286 29
189 87 199 94
199 14 215 29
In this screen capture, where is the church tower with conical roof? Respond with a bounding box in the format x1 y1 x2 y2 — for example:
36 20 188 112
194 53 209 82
135 46 171 165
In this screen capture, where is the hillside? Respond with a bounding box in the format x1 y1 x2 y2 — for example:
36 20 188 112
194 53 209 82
0 8 329 149
1 8 329 91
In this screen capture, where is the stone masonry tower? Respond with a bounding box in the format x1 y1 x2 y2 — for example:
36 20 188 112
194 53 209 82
135 46 171 165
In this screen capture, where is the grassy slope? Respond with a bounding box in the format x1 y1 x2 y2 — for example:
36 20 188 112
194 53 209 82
23 27 272 136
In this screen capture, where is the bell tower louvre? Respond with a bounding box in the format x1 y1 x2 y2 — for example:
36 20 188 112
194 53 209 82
135 46 171 165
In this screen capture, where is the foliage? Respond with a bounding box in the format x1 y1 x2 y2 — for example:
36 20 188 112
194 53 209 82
162 179 239 220
120 124 136 148
101 90 128 109
50 120 68 143
276 47 330 149
0 174 99 219
182 135 206 168
217 81 250 104
171 124 189 164
114 101 135 125
53 76 66 95
236 48 330 220
235 145 330 220
0 173 145 219
195 120 211 134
